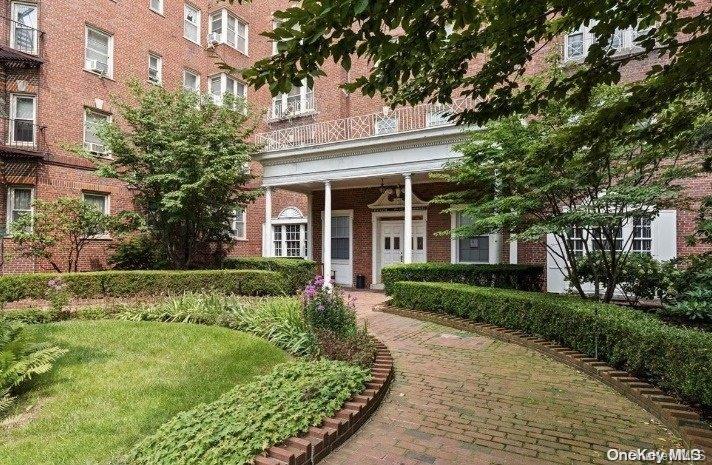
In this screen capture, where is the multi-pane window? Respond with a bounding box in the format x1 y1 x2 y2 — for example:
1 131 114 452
564 23 652 62
230 208 246 240
331 216 350 260
209 74 246 105
184 4 200 44
148 54 162 85
210 10 248 54
273 225 282 257
567 226 586 256
272 80 314 118
11 2 38 54
85 27 113 76
632 218 652 253
84 109 111 155
565 32 585 60
456 212 490 263
83 192 109 236
10 94 35 146
183 69 200 92
149 0 163 14
285 224 302 257
6 186 33 231
592 225 623 251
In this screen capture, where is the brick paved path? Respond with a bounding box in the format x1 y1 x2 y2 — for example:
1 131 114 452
323 291 682 465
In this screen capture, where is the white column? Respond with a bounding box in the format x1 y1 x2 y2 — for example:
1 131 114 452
264 187 272 257
509 239 518 264
403 173 413 264
323 181 332 287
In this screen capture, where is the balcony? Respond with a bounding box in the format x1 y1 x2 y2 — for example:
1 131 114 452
0 116 45 157
257 97 474 152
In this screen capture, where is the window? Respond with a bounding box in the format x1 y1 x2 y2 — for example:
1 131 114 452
331 216 350 260
148 54 162 85
209 74 246 105
271 80 314 118
84 109 111 155
633 218 652 253
230 208 246 240
456 212 490 263
11 2 38 54
592 224 623 251
564 22 652 62
184 4 200 44
6 186 33 231
10 94 35 146
183 69 200 92
271 208 308 258
565 31 585 60
83 192 109 236
567 226 586 256
209 10 248 54
85 27 112 77
374 115 398 135
149 0 163 14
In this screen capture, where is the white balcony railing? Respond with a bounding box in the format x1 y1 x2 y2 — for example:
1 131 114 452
257 97 474 152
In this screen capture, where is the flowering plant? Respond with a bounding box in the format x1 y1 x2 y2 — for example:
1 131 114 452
301 277 357 337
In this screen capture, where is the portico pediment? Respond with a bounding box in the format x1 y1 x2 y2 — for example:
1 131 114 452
368 190 428 211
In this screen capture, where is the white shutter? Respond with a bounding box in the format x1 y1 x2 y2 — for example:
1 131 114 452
651 209 677 260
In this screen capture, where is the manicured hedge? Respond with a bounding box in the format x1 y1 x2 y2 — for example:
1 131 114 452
381 262 544 294
223 257 317 294
389 281 712 410
0 270 285 303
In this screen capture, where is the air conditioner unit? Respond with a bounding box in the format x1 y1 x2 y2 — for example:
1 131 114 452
207 32 221 46
86 59 108 75
84 141 109 155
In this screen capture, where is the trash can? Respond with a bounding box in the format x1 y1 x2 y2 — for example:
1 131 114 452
355 274 366 289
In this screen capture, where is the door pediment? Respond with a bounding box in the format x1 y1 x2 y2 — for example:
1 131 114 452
368 190 428 211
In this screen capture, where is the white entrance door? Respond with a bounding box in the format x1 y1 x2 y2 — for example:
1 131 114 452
381 221 404 270
412 222 426 263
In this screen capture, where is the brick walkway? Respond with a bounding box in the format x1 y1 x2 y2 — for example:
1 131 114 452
323 291 682 465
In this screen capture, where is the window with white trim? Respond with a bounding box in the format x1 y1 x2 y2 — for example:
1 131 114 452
83 192 109 236
331 216 350 260
209 74 246 105
183 69 200 92
10 94 36 147
271 80 314 119
230 208 246 240
210 10 248 54
592 224 623 251
184 4 200 44
632 217 652 253
84 109 111 155
271 207 308 258
567 226 586 256
85 27 113 77
148 53 162 85
564 22 653 62
11 2 38 55
149 0 163 14
271 18 282 55
6 186 33 232
456 212 490 263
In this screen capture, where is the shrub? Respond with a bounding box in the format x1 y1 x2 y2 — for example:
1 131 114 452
223 257 317 294
108 233 169 270
381 262 543 294
666 287 712 322
389 281 712 410
316 328 377 368
0 270 285 303
123 360 370 465
0 319 67 415
302 277 357 337
660 254 712 323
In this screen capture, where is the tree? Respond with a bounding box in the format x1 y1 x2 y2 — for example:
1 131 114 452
11 197 111 273
92 82 260 269
434 65 704 302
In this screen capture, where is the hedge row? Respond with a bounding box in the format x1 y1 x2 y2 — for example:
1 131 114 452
389 281 712 411
223 257 317 294
0 270 285 303
381 263 544 294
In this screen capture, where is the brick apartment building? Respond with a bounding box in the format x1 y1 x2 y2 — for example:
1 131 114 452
0 0 709 292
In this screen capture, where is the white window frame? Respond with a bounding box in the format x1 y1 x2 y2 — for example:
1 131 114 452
230 208 247 240
85 26 113 78
271 207 308 258
183 69 201 92
10 2 39 55
6 186 34 233
209 9 248 54
82 191 110 238
9 93 36 147
184 4 201 44
271 18 282 56
271 79 314 119
564 21 651 62
83 108 111 156
209 73 246 105
450 211 500 264
149 0 163 14
148 53 163 85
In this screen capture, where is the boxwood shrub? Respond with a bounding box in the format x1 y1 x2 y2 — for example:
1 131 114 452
223 257 317 294
0 270 285 303
381 262 544 294
389 281 712 410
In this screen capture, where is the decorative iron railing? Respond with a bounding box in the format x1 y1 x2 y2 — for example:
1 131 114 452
256 97 474 152
5 14 42 56
0 116 44 152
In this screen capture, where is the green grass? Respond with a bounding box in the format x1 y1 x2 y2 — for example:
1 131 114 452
0 320 288 465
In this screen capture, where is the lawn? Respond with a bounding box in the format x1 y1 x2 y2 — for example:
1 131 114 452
0 320 288 465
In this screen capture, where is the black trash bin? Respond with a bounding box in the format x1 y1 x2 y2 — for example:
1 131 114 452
355 274 366 289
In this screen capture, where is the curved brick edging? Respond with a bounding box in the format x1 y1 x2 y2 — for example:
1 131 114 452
254 340 395 465
378 304 712 454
